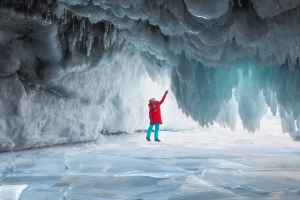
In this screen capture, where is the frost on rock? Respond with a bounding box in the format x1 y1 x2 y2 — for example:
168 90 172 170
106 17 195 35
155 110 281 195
1 0 300 150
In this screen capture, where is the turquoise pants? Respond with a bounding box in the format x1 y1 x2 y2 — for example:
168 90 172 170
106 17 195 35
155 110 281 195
146 124 160 140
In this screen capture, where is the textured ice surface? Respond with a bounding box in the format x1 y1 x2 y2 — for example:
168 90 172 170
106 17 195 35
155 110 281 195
0 185 28 200
0 129 299 200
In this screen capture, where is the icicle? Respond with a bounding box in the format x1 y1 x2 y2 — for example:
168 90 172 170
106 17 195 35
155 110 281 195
79 21 84 43
104 23 115 50
103 24 109 49
72 16 76 32
64 9 68 25
72 36 78 52
87 35 94 57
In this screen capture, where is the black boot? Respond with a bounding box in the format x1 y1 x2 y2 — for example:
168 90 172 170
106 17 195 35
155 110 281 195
146 137 151 142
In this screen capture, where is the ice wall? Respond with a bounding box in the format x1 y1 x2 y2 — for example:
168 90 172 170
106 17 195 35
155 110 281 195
1 0 300 151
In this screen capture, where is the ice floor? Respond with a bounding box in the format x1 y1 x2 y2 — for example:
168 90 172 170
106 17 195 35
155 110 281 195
0 129 300 200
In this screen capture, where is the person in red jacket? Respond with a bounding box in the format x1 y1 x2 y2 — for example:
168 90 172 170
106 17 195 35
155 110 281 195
146 90 168 142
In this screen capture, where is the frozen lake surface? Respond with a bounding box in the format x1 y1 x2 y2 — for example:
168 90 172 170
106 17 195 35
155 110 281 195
0 129 300 200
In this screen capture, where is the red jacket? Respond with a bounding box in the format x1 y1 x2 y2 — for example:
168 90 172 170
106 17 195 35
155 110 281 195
148 92 168 124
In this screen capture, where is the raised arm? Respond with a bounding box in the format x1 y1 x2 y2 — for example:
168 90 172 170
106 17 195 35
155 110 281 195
159 90 168 105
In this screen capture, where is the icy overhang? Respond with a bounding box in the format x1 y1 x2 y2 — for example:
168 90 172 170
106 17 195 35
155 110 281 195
0 0 300 151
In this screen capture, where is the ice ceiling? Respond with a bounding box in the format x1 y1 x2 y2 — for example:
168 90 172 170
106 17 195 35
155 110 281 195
1 0 300 151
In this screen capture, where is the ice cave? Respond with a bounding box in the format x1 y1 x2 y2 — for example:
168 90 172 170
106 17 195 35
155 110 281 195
0 0 300 199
